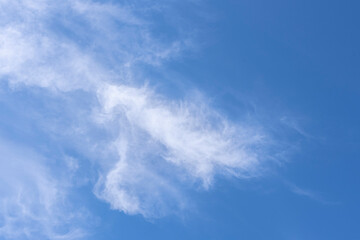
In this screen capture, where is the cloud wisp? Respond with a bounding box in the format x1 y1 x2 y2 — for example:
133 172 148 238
286 182 338 205
0 0 274 237
0 139 88 240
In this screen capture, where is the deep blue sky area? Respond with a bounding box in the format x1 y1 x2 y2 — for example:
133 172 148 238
0 0 359 240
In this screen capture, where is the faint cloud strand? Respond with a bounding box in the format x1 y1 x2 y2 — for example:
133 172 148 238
286 182 339 205
0 139 88 240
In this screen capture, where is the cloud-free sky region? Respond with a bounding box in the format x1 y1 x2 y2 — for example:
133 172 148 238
0 0 359 239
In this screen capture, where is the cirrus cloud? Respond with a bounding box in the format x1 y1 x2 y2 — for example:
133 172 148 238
0 0 275 237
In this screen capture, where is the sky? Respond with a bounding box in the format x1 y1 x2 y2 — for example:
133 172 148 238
0 0 359 239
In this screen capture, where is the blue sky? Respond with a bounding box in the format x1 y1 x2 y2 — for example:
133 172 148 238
0 0 359 239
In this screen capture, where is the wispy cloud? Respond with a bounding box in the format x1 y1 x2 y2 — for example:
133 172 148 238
94 83 267 217
286 182 338 205
0 0 276 237
0 139 89 240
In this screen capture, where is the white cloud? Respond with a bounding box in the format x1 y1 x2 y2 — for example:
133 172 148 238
91 83 268 217
0 0 183 92
0 139 88 240
0 0 273 228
